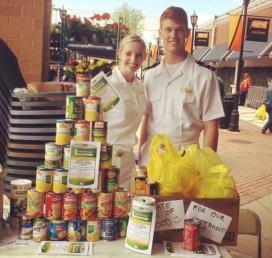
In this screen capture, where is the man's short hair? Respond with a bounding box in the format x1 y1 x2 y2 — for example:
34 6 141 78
160 6 188 28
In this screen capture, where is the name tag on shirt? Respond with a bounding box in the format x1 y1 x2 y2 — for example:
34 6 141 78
180 87 192 94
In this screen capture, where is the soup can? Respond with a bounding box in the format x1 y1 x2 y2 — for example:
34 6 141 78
74 120 90 141
80 190 97 220
52 168 68 193
90 121 107 143
44 142 62 169
63 192 78 220
85 96 101 121
26 188 44 218
65 95 84 120
45 192 62 220
10 179 32 218
56 119 73 145
76 73 90 97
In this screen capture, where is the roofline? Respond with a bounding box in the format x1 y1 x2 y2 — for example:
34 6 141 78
198 0 272 30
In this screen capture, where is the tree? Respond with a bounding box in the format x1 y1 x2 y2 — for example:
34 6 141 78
112 3 145 36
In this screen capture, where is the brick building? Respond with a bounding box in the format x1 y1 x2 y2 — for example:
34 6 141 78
195 0 272 90
0 0 51 83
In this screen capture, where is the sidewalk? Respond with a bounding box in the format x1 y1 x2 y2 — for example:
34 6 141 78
218 106 272 258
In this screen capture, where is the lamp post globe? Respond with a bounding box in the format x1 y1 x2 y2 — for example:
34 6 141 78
190 11 198 54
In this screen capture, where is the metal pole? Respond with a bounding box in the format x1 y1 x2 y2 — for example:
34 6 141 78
191 25 195 54
115 17 123 63
228 0 250 132
148 42 152 67
59 9 66 81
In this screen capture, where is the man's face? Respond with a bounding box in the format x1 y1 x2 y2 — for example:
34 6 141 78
160 18 189 55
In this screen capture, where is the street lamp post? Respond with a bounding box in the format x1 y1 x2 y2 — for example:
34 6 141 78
156 37 160 63
228 0 250 132
190 11 198 54
148 42 152 67
116 16 123 62
59 7 67 81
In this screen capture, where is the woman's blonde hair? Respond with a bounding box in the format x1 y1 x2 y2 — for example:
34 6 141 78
118 35 146 54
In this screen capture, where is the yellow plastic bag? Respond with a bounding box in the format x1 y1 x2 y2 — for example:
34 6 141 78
196 164 238 198
147 134 199 196
255 104 267 121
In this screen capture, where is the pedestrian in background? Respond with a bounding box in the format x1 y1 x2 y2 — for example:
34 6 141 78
239 72 252 105
262 83 272 134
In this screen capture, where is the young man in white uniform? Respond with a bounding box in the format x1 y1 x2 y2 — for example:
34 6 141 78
104 35 146 189
139 6 224 165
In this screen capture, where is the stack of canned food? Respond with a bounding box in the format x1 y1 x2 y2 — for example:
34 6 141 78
24 186 129 242
18 94 130 242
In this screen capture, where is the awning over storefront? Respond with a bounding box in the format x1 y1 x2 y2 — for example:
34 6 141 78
192 47 210 61
201 43 229 63
67 44 116 60
226 34 272 60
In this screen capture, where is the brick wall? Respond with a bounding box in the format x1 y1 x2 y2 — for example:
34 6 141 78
0 0 51 83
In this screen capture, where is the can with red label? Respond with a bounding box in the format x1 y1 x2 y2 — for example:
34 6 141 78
97 192 113 218
80 190 97 220
45 192 62 220
63 192 78 220
183 219 201 251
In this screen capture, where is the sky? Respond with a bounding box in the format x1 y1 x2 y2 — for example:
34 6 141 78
52 0 243 43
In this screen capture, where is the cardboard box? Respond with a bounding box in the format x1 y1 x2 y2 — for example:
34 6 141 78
153 195 240 246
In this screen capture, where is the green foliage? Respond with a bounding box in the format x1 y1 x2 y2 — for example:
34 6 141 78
112 3 145 36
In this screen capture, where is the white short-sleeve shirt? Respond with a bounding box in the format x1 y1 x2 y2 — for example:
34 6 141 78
144 53 224 147
104 67 145 150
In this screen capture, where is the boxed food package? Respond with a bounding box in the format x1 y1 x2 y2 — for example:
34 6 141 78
27 81 75 102
153 194 240 246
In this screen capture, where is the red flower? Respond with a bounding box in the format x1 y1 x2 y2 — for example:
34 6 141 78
95 14 102 20
102 12 111 20
69 60 79 66
84 18 91 24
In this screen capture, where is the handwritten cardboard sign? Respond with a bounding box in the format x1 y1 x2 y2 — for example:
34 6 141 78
155 200 185 231
186 201 232 243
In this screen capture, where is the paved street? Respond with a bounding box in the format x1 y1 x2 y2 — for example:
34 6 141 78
219 106 272 258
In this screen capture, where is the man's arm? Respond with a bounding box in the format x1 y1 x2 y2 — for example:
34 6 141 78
203 119 219 151
138 114 149 163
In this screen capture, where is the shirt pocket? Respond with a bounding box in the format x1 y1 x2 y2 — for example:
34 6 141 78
149 91 161 118
174 93 195 121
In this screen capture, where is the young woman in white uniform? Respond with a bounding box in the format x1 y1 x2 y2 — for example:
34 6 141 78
103 35 146 189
